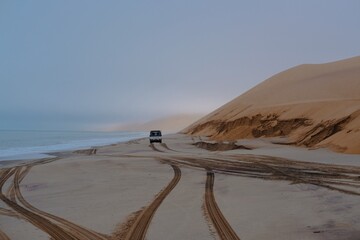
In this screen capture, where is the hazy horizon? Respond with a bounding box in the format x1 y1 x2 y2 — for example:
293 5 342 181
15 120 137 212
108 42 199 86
1 1 360 131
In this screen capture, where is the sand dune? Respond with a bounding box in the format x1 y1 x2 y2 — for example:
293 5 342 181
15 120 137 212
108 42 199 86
183 56 360 154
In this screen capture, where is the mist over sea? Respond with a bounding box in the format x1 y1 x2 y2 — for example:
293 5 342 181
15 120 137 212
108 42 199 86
0 130 147 161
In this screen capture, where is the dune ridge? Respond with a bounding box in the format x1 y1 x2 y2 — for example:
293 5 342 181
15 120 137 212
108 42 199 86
183 56 360 154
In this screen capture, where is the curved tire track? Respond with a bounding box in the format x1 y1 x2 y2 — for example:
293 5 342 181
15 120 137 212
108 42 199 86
0 229 10 240
0 169 75 240
205 171 240 240
1 166 110 240
149 143 164 153
13 166 109 240
160 143 178 152
124 165 181 240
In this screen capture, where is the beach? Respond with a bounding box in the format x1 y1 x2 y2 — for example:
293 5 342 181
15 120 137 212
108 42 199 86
2 1 360 239
1 134 360 240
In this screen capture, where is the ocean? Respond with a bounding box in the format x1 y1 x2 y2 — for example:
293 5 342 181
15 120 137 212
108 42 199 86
0 130 148 161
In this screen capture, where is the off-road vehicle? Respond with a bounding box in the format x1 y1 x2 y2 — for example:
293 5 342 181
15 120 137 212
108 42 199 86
149 130 162 143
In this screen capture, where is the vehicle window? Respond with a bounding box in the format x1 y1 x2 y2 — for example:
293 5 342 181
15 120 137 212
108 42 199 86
150 131 161 136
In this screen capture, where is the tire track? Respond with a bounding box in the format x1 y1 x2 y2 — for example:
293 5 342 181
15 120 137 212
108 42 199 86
13 166 109 240
6 166 31 202
0 229 10 240
205 171 240 240
160 154 360 196
160 143 178 152
149 143 164 153
150 143 177 153
0 169 75 240
124 165 181 240
252 161 360 196
1 165 110 240
0 207 18 218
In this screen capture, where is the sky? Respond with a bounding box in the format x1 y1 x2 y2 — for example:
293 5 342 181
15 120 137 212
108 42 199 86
1 0 360 131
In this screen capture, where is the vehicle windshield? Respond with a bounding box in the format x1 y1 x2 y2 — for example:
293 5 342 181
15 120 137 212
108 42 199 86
150 131 161 136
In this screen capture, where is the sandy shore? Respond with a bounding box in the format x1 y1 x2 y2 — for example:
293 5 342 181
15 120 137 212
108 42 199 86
1 134 360 240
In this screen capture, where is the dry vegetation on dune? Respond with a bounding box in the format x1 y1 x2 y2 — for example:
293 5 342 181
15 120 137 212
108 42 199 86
183 56 360 154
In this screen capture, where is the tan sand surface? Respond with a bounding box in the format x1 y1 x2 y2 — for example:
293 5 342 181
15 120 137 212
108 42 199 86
215 175 360 240
183 56 360 154
1 134 360 239
146 168 214 240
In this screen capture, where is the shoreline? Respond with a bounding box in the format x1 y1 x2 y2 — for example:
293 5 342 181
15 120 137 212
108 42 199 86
1 133 360 171
0 131 148 164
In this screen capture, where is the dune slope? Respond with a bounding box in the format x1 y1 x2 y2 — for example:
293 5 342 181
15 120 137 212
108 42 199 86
183 56 360 154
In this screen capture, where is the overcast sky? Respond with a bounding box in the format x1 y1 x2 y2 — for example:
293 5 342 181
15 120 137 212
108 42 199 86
1 0 360 131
